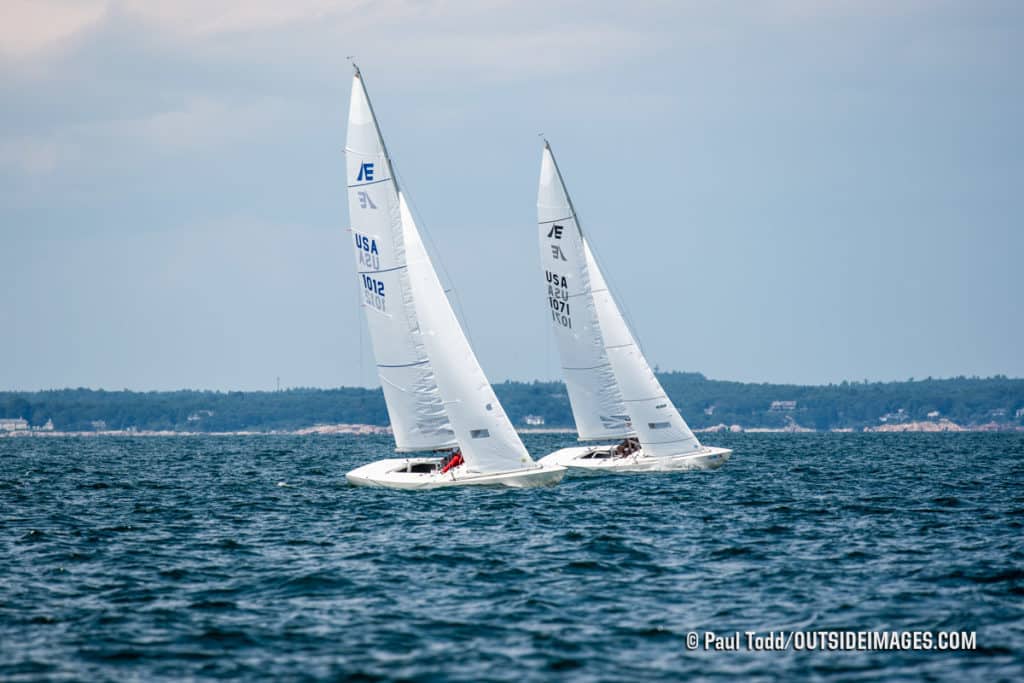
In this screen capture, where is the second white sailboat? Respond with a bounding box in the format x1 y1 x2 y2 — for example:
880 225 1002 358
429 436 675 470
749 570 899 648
535 141 731 473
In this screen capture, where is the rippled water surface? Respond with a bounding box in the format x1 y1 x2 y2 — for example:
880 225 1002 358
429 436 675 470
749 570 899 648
1 433 1022 681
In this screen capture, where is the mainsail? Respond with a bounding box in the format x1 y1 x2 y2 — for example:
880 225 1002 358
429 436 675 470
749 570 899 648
346 68 455 452
537 143 633 441
538 142 702 456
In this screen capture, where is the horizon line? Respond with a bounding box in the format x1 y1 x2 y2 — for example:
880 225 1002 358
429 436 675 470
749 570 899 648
2 371 1021 394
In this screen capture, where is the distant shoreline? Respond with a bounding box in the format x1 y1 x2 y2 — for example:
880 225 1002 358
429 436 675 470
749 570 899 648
3 420 1021 438
2 374 1022 434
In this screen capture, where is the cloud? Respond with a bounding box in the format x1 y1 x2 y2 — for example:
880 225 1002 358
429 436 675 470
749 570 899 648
0 0 344 58
0 0 105 58
0 136 63 175
3 1 663 79
125 96 299 151
0 0 669 193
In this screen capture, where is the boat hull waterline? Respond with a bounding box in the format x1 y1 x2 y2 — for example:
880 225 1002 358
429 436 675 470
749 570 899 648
346 458 567 489
537 446 732 474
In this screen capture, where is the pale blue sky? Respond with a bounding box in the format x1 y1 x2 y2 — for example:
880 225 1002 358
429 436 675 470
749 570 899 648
1 1 1021 390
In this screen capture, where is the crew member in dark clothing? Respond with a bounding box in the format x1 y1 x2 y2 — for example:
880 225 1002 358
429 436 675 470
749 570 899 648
616 437 640 457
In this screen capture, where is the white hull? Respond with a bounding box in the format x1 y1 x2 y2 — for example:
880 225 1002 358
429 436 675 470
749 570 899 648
537 445 731 474
346 457 567 490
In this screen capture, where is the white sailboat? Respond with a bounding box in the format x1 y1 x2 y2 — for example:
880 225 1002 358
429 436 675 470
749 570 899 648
343 67 565 489
535 141 731 473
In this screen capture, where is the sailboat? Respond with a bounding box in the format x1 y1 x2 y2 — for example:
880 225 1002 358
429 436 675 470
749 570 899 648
343 67 565 489
535 141 731 473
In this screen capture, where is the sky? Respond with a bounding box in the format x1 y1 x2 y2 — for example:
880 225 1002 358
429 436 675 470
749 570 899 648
1 0 1021 391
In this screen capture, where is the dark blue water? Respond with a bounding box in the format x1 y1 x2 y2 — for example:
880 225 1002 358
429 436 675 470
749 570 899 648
1 433 1021 681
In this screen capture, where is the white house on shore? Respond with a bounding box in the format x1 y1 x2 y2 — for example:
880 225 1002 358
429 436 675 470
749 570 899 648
0 418 29 432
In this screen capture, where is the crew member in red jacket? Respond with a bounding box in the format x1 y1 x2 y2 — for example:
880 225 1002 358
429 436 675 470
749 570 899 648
440 449 464 474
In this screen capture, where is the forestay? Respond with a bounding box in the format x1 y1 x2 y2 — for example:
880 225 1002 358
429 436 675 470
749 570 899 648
400 196 534 473
346 69 455 452
537 144 633 441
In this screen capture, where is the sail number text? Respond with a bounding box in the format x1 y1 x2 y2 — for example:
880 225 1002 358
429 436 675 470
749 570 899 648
355 232 386 312
361 274 386 312
355 232 381 270
546 270 571 328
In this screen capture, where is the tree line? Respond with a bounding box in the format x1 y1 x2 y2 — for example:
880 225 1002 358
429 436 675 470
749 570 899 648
1 373 1022 432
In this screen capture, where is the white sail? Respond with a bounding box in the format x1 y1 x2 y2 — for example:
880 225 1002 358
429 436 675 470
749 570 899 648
537 144 633 441
540 141 701 457
401 196 534 473
346 69 455 452
583 240 702 457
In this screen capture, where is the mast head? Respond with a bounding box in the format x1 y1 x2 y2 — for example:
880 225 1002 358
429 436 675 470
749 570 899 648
347 56 361 78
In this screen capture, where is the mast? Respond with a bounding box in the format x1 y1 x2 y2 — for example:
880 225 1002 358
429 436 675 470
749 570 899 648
352 63 400 192
543 139 583 241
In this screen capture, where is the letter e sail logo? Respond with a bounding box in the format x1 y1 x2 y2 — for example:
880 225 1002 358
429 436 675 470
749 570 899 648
547 224 564 239
357 191 377 209
356 162 375 182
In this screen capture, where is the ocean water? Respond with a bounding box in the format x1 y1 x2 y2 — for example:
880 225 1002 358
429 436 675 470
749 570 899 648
1 433 1021 681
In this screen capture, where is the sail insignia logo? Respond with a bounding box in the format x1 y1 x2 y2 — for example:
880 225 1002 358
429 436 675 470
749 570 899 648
551 245 567 261
357 191 376 209
547 224 564 239
357 162 375 182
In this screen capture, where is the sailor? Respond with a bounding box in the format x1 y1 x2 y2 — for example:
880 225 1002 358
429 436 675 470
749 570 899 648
440 449 464 474
616 437 640 457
